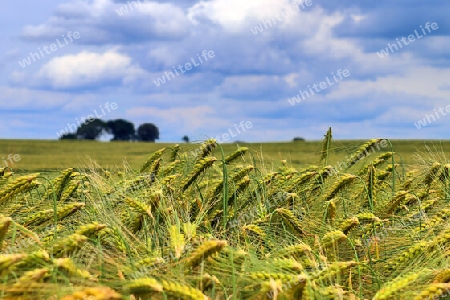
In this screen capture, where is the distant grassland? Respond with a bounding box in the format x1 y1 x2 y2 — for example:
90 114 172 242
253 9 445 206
1 139 450 172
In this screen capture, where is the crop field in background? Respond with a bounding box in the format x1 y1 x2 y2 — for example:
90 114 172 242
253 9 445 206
1 136 450 299
2 139 450 172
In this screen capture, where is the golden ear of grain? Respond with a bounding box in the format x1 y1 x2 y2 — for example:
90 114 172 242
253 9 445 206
0 216 12 251
324 200 336 224
170 144 181 161
75 222 107 238
275 243 312 258
0 254 27 276
195 138 217 162
242 224 267 239
140 148 166 173
373 272 420 300
161 279 209 300
161 159 182 177
386 241 430 271
344 138 384 169
61 286 122 300
59 180 81 202
149 157 162 178
423 162 442 187
355 212 380 223
414 283 450 300
185 240 227 269
285 171 317 193
124 196 153 219
382 191 408 217
227 175 251 206
14 267 50 285
23 202 85 227
339 217 360 234
275 208 305 236
43 168 74 200
311 261 357 283
271 258 304 272
181 157 217 192
0 169 13 186
54 257 92 279
438 163 450 184
322 174 356 201
433 269 450 283
224 147 249 164
321 230 347 248
414 208 450 232
201 273 221 291
358 151 394 176
125 277 164 295
0 174 40 204
50 234 88 257
135 257 165 270
230 165 254 182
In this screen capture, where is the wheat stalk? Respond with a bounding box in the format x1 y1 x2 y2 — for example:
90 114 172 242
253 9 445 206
320 127 332 164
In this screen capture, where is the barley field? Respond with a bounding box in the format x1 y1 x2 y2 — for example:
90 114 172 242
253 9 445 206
1 135 450 299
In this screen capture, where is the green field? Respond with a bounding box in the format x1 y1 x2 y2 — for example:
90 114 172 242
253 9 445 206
1 139 449 172
1 138 450 299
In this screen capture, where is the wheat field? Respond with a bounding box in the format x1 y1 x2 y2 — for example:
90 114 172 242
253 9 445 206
1 134 450 299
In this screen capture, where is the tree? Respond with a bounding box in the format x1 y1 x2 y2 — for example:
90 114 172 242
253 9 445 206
293 137 305 142
137 123 159 142
59 133 77 140
76 119 107 140
107 119 135 141
182 135 189 143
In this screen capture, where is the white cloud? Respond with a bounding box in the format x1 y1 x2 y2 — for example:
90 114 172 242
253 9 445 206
188 0 314 32
35 50 147 88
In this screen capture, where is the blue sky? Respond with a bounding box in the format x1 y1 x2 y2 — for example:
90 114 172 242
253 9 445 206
1 0 449 142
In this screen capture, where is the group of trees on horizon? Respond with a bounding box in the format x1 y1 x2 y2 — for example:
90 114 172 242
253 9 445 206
60 119 159 142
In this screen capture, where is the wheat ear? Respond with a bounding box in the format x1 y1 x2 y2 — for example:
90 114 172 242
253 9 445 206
61 286 122 300
0 174 40 204
181 157 217 192
185 240 227 269
0 216 12 251
140 148 166 173
373 272 420 299
322 174 356 201
225 147 249 164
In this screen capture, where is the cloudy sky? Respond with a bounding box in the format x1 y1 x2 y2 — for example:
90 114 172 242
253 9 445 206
1 0 449 142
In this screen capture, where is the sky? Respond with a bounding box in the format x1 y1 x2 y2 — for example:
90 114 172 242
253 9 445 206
1 0 449 142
